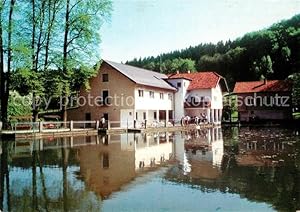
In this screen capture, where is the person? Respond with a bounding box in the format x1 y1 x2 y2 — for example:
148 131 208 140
194 116 200 125
201 113 207 123
100 116 106 128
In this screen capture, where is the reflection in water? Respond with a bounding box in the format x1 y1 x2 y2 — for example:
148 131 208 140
174 127 224 177
0 127 299 211
166 127 300 212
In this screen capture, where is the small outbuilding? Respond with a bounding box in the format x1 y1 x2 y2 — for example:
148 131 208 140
233 79 293 122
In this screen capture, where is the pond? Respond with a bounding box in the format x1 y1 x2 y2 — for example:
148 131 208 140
0 127 299 211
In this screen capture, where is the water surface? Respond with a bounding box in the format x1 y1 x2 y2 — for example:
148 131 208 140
0 127 299 211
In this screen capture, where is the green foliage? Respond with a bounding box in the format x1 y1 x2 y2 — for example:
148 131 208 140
70 65 98 91
0 0 112 121
10 68 44 96
8 91 32 120
289 73 300 107
127 14 300 89
140 57 196 74
252 55 273 78
63 0 112 66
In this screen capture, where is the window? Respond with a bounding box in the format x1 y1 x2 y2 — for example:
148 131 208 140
177 82 181 88
102 74 108 82
136 112 138 120
143 112 146 120
149 91 154 98
168 93 172 101
138 90 144 97
102 90 110 105
160 93 164 99
154 111 157 119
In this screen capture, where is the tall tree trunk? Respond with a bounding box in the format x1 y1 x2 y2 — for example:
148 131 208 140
44 0 53 70
31 0 36 71
62 0 70 124
0 1 6 128
1 0 16 129
35 0 46 71
31 0 39 122
44 0 59 70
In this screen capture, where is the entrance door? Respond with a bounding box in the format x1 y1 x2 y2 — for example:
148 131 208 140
85 113 91 128
120 109 133 128
85 113 91 120
103 113 108 120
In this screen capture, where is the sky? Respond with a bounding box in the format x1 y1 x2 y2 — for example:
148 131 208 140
99 0 300 63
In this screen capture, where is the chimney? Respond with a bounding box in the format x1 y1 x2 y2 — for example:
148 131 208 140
264 78 267 85
187 70 190 74
176 70 179 74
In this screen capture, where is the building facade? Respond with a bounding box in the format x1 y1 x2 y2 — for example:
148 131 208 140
68 60 228 126
233 80 292 122
167 72 228 125
68 60 175 128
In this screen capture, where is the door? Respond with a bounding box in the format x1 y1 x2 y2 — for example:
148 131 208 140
103 113 108 120
120 109 134 128
85 113 91 128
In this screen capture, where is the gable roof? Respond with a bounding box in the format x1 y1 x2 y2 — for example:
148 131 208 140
168 72 227 91
233 80 292 94
103 60 176 91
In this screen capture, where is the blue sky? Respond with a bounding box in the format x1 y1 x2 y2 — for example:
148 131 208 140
100 0 300 63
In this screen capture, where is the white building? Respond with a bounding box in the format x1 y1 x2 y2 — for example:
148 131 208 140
68 60 228 126
167 72 228 125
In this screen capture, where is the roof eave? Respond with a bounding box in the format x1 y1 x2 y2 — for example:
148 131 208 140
136 83 177 92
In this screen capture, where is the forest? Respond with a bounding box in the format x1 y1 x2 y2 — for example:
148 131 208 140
0 0 112 128
126 14 300 90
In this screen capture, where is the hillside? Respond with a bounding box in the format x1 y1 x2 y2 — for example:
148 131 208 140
126 14 300 88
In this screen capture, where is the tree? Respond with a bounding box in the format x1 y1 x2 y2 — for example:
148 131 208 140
179 58 196 72
127 13 300 89
59 0 111 123
252 55 274 79
0 0 5 125
289 73 300 108
143 61 156 70
0 0 16 129
8 91 32 121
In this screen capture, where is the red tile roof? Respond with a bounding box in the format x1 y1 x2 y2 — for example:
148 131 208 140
168 72 222 90
233 80 292 94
